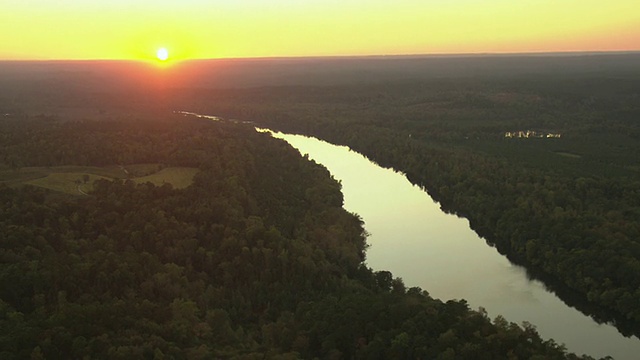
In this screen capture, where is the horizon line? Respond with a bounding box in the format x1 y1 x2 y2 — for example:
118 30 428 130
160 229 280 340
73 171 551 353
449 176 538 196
1 50 639 63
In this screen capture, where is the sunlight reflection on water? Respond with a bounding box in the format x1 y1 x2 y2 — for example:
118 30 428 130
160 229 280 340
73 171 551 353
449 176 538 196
269 129 640 360
181 110 640 360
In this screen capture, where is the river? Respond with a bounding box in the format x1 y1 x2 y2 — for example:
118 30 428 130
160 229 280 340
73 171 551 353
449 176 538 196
266 130 640 360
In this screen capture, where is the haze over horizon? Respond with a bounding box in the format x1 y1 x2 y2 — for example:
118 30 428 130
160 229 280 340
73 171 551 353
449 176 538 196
2 0 639 62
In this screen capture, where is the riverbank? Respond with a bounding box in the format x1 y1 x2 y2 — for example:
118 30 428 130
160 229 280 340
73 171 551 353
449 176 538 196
266 129 640 360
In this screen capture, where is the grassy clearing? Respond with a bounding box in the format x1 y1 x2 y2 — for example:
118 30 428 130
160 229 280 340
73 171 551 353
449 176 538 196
53 165 128 179
0 166 125 183
2 164 199 194
133 167 200 189
26 173 111 195
123 163 163 177
554 151 582 159
0 168 49 185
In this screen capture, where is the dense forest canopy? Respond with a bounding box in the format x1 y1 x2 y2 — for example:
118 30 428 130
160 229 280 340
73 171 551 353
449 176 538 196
180 56 640 335
0 116 596 359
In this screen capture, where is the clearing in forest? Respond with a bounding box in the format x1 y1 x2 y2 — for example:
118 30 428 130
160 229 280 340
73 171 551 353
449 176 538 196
0 164 199 195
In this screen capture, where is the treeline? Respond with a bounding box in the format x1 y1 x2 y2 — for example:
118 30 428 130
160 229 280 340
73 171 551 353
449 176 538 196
290 122 640 331
192 76 640 335
0 117 592 358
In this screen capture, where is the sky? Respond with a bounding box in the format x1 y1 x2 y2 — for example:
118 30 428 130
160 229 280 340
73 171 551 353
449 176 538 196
1 0 639 61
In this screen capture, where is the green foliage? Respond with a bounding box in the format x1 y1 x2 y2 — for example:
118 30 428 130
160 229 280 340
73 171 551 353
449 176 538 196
0 117 589 358
198 73 640 334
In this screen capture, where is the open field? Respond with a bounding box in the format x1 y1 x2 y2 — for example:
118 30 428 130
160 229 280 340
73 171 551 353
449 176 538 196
123 163 164 177
554 151 582 159
0 165 199 194
26 172 111 195
0 166 126 184
0 168 49 184
132 167 200 189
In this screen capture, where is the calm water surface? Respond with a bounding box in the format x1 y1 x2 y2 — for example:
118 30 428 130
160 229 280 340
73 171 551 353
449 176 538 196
269 130 640 360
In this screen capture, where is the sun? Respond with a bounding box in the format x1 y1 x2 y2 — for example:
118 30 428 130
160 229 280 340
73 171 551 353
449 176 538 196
156 47 169 61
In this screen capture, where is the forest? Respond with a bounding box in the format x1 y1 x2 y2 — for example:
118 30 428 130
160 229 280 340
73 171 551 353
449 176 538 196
0 115 598 359
183 56 640 335
1 54 638 358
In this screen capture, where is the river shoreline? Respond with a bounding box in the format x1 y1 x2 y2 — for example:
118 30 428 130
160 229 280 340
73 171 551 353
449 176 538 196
183 111 640 360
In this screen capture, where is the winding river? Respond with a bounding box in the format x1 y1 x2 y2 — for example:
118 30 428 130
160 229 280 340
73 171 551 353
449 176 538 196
267 130 640 360
182 111 640 359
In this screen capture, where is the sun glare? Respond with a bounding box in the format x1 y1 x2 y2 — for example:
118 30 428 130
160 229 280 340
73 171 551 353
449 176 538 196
156 47 169 61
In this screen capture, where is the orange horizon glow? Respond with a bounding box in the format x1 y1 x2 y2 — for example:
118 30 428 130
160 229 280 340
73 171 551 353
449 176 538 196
1 0 639 61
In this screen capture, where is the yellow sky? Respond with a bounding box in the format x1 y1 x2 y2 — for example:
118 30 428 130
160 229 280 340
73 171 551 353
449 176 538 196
1 0 639 60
